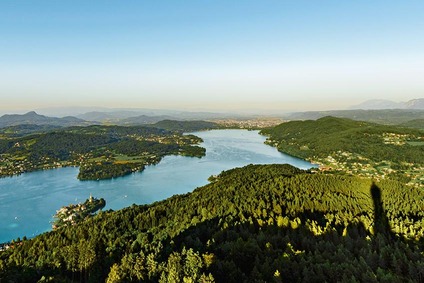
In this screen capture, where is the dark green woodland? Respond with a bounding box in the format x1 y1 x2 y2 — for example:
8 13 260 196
1 164 423 282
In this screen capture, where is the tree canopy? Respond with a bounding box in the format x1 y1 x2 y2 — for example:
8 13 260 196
1 164 423 282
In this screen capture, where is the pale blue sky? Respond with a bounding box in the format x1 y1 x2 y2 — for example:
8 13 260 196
1 1 423 113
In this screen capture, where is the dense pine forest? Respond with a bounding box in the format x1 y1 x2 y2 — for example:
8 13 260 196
1 164 423 282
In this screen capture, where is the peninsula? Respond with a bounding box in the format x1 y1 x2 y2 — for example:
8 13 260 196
0 123 207 180
52 195 106 229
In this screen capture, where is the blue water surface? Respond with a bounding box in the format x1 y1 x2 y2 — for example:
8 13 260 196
0 129 315 243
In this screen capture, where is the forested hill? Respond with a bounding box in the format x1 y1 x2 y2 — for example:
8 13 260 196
260 116 424 186
400 119 424 130
1 164 423 282
285 109 424 125
151 120 219 132
0 111 88 128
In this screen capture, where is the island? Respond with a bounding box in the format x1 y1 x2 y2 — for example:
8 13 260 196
52 195 106 229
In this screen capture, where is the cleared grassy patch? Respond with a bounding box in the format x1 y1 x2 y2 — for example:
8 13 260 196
407 141 424 146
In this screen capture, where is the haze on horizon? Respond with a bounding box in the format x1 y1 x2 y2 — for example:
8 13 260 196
1 1 423 115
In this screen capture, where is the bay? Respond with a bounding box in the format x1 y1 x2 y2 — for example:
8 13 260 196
0 129 315 243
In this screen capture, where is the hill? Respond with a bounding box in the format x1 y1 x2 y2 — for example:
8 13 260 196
151 120 219 132
286 109 424 125
0 164 423 282
349 99 403 110
77 111 177 124
404 98 424 109
76 109 243 123
0 124 62 136
0 111 88 128
261 117 424 186
120 115 177 125
400 119 424 130
76 111 142 123
349 98 424 110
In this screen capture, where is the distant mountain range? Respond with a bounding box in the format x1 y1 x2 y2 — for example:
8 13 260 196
0 110 231 130
285 109 424 125
76 109 241 123
76 111 178 124
121 115 179 125
0 111 89 128
0 111 225 130
285 98 424 125
349 98 424 110
3 101 423 129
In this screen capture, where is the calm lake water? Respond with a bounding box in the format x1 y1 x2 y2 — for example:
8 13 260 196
0 129 315 243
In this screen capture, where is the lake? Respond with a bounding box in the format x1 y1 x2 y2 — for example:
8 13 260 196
0 129 315 243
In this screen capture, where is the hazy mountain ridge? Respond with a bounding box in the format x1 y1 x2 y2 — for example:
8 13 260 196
350 98 424 110
287 109 424 125
151 119 219 132
404 98 424 109
121 115 178 125
76 111 179 125
76 109 244 123
0 111 89 128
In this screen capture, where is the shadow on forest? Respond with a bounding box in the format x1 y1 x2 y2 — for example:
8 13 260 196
370 182 395 241
167 183 422 282
2 183 423 283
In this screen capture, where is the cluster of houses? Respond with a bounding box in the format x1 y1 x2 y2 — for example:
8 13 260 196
52 195 105 229
314 150 423 187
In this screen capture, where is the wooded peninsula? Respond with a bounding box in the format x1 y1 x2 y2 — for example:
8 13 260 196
0 123 208 180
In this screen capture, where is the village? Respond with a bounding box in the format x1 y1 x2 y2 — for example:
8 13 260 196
52 195 106 229
309 132 424 187
214 118 285 129
313 150 424 187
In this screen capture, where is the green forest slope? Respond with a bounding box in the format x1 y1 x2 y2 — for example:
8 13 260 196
1 164 423 282
400 119 424 130
286 109 424 125
260 116 424 186
150 120 219 132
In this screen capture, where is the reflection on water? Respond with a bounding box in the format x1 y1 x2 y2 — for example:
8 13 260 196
0 129 315 243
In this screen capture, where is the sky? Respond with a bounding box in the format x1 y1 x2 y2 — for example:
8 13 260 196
1 0 424 114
